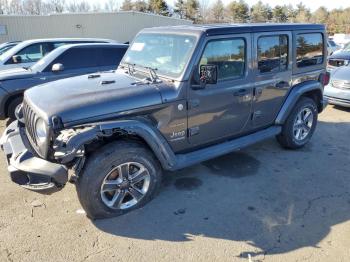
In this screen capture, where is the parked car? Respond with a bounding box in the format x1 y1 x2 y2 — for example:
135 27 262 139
0 41 21 55
0 38 117 71
327 39 341 55
0 43 128 120
327 42 350 69
324 65 350 107
1 23 328 219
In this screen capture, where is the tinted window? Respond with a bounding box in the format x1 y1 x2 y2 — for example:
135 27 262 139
11 43 52 63
296 33 324 68
96 47 127 66
258 35 288 74
200 38 245 80
49 47 98 70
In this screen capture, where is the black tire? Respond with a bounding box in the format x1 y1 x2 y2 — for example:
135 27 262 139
276 97 318 149
76 141 162 219
7 96 23 120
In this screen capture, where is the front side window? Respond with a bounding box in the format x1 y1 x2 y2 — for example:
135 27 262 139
296 33 324 68
258 35 288 74
123 33 197 78
13 43 52 63
200 38 245 80
46 48 98 71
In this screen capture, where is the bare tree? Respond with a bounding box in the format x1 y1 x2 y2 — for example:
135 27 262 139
23 0 44 15
66 0 90 13
92 3 102 12
48 0 65 13
104 0 119 12
199 0 210 23
8 0 24 14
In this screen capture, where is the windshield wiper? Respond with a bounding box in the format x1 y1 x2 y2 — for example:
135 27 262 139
121 62 136 76
144 66 160 83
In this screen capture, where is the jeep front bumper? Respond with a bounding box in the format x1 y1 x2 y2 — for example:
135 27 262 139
0 120 68 191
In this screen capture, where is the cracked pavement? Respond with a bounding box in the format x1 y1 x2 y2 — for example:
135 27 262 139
0 105 350 262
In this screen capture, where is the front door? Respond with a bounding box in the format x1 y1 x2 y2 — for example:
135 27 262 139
187 34 253 147
252 31 292 128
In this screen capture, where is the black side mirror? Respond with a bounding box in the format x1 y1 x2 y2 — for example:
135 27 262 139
200 64 218 86
12 55 22 64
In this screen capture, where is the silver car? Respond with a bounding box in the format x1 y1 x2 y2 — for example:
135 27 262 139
324 66 350 107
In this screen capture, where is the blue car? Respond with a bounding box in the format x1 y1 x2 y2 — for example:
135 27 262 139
0 43 128 119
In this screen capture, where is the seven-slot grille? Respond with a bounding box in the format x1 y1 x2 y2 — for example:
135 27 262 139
332 80 350 89
22 100 39 148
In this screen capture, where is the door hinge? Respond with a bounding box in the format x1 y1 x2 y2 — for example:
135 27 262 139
188 126 200 136
188 99 200 109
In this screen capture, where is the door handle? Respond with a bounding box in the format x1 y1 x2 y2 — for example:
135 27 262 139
233 88 248 96
275 81 289 88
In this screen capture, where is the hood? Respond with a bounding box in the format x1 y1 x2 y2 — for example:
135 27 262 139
24 71 164 125
329 66 350 81
328 51 350 60
0 67 35 81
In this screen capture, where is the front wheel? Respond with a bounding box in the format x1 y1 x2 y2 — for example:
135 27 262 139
276 97 318 149
76 141 162 219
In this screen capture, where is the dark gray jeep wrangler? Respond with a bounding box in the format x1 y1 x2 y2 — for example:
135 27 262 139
1 24 329 219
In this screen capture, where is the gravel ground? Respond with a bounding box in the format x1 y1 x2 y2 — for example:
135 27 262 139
0 105 349 262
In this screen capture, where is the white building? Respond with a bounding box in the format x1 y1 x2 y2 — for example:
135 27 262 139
0 11 192 43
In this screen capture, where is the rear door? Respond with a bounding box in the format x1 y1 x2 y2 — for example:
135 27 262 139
252 31 292 128
187 34 253 147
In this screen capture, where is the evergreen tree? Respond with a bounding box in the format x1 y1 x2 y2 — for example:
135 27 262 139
226 0 249 23
148 0 169 16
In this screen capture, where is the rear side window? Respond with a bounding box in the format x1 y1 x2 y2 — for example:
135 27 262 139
258 35 288 74
96 47 127 66
7 43 52 64
200 38 245 80
296 33 324 68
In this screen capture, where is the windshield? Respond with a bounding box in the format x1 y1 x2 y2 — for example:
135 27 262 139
328 40 336 47
343 42 350 51
122 33 197 78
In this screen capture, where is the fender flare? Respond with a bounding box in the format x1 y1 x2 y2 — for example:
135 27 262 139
58 119 177 170
99 120 177 170
275 80 323 125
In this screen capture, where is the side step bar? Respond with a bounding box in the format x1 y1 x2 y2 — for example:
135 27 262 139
172 126 281 170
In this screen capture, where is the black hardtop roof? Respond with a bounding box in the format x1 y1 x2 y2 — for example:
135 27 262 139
143 23 325 36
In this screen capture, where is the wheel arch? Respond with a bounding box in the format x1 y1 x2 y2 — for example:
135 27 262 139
4 92 23 118
275 80 324 125
59 119 177 171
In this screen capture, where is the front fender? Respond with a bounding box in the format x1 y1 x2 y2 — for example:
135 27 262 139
100 120 176 170
54 119 177 170
275 81 324 125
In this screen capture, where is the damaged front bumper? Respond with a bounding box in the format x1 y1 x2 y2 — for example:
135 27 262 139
0 120 68 192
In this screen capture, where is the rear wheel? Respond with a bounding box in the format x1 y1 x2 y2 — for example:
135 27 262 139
277 97 318 149
76 141 162 219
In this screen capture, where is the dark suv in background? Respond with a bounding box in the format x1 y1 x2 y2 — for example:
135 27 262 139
1 24 328 219
0 43 128 120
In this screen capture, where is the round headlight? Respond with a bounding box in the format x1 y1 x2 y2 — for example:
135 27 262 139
344 60 350 66
35 118 47 144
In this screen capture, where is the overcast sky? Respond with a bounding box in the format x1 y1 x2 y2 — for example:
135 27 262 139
83 0 350 11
